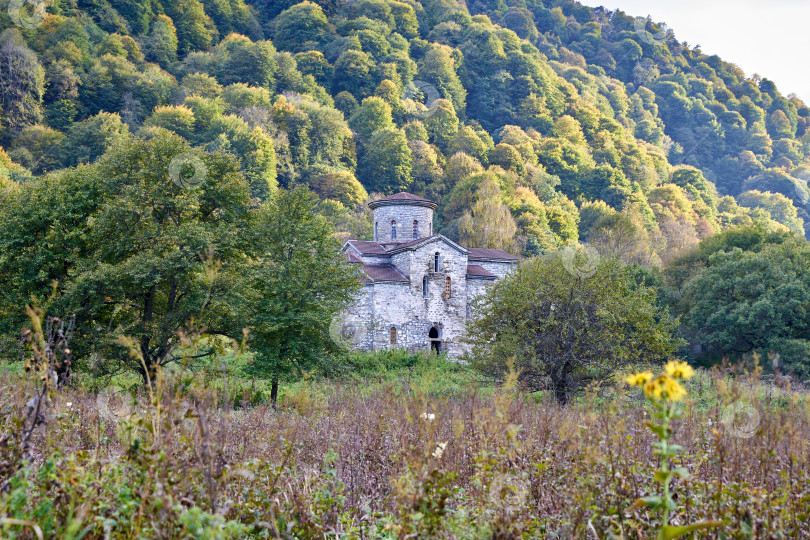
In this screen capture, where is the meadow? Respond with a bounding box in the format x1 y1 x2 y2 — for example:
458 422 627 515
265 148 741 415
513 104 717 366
1 350 808 539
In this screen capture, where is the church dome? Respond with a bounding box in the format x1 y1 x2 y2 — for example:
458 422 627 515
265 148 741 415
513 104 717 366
368 192 438 210
369 192 437 242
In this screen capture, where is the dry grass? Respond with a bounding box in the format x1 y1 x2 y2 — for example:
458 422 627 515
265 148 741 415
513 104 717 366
1 361 809 538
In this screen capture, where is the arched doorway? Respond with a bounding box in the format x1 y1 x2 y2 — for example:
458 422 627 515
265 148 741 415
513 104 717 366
429 326 441 354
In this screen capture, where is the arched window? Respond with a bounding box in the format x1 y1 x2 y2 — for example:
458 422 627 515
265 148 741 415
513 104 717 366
389 327 397 346
445 277 451 298
413 220 418 238
391 220 397 240
429 326 441 354
374 222 378 241
423 276 428 296
434 252 440 272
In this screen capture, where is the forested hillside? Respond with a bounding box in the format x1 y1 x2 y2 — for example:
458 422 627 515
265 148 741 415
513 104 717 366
2 0 809 259
3 3 810 535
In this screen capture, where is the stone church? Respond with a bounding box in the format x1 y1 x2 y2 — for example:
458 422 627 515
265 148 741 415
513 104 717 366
339 192 518 357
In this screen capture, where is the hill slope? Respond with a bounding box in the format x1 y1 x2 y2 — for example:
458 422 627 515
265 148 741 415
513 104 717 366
1 0 809 260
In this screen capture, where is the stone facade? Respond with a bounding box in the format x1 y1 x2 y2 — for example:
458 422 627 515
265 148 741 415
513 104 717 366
371 200 434 243
340 192 518 357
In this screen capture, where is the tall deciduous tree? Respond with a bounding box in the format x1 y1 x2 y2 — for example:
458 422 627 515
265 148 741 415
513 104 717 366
165 0 218 56
239 186 362 403
274 2 331 53
213 34 277 88
143 15 179 68
678 232 810 377
358 127 412 194
458 178 517 250
0 30 45 139
0 131 252 384
467 254 681 403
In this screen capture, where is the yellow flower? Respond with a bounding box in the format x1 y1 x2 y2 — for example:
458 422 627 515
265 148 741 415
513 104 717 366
644 377 664 400
662 377 687 402
625 371 654 387
643 375 687 402
665 360 695 380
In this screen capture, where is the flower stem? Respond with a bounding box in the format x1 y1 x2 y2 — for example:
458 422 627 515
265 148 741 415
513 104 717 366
659 400 671 539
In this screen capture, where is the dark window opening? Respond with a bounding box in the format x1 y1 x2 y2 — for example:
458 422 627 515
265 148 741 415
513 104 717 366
391 220 397 240
434 252 440 272
423 276 428 296
413 220 418 238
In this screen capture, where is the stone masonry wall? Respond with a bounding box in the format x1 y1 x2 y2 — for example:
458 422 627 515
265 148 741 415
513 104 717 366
368 242 469 356
471 260 516 279
373 204 434 242
340 201 517 359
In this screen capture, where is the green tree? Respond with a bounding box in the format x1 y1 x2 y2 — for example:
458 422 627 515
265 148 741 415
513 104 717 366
10 125 64 173
358 127 412 194
274 2 331 53
207 115 278 199
60 112 131 167
767 110 793 140
489 142 526 177
143 15 179 68
239 187 362 403
143 105 197 141
467 254 681 403
681 237 810 377
0 132 252 383
390 1 418 38
0 30 45 138
183 95 224 135
348 96 393 141
448 125 492 165
736 190 804 236
295 50 333 87
423 99 459 150
418 44 466 117
165 0 218 56
180 72 224 99
213 35 277 88
307 165 367 206
457 177 517 250
333 49 374 97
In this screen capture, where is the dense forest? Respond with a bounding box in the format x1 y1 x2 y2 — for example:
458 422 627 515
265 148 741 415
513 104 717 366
1 3 810 536
2 0 810 376
2 0 809 248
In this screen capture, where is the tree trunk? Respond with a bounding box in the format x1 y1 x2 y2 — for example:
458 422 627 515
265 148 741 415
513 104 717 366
270 374 279 408
140 359 158 389
554 376 568 405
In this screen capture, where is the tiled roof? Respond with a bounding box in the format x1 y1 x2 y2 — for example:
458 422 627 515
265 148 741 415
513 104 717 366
361 264 409 283
385 234 469 256
389 235 437 249
344 252 364 264
468 248 518 261
375 192 434 203
347 238 517 262
368 192 438 209
466 264 497 278
346 240 388 255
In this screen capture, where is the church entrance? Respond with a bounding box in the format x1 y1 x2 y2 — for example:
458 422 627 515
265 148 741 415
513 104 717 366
429 326 441 354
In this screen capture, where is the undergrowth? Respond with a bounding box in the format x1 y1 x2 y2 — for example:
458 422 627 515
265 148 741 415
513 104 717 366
0 320 808 538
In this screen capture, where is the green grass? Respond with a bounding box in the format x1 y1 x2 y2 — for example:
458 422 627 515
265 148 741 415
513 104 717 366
52 348 488 408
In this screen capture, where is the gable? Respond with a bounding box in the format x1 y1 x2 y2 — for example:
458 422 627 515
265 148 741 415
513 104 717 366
386 234 469 257
342 240 388 256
